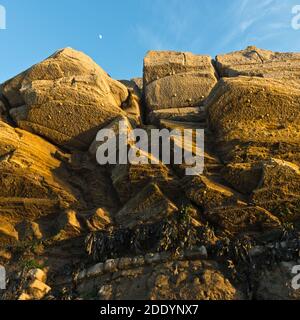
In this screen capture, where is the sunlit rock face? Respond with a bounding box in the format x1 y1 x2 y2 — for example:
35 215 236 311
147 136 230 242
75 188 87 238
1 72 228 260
144 50 218 112
215 45 300 82
1 46 300 301
1 48 129 149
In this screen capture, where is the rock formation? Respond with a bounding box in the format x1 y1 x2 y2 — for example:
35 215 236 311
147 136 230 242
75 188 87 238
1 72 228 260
215 46 300 82
1 48 129 149
0 46 299 301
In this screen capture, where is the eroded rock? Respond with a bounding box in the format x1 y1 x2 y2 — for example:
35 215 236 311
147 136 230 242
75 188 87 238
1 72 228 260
204 205 281 235
0 120 119 246
207 77 300 165
27 279 51 300
0 121 80 243
215 46 300 82
1 48 128 149
145 72 217 111
144 51 217 112
115 183 178 228
85 208 112 232
252 159 300 222
185 175 240 211
221 162 262 194
78 260 243 300
1 46 300 301
144 51 217 85
111 150 180 204
89 115 133 159
0 216 19 244
148 107 206 126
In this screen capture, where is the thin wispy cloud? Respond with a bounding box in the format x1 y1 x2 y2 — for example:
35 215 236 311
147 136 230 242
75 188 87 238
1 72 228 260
134 0 199 50
218 0 281 49
240 19 256 33
133 0 298 56
135 25 166 50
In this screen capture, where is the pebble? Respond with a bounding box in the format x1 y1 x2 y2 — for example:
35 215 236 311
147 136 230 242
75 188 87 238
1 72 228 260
104 259 118 273
86 263 104 278
118 257 132 270
77 269 87 281
18 293 31 301
145 253 161 264
132 256 145 268
28 279 51 300
98 284 113 300
28 268 47 283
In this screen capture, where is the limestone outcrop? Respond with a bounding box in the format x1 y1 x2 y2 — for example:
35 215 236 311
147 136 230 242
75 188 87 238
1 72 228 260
144 51 217 115
215 46 300 83
0 48 129 149
1 46 299 301
206 76 300 165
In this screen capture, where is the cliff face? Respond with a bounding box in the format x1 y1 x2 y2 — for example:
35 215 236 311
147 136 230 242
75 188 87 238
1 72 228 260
0 46 299 300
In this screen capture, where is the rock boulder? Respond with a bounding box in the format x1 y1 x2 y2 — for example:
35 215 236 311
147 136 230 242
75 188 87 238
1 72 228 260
206 77 300 165
144 51 217 112
215 46 300 83
1 48 128 149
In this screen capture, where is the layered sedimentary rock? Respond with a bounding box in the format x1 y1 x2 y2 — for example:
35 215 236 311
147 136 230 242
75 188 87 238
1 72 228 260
1 46 300 301
115 183 178 228
120 79 142 125
206 76 300 165
78 260 243 300
205 72 300 228
251 159 300 222
221 162 262 194
144 51 217 85
144 51 217 113
0 120 77 243
215 46 300 82
111 151 181 204
148 107 206 126
0 48 129 149
0 119 119 243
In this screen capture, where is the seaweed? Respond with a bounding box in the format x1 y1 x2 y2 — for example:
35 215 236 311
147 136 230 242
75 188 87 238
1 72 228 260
85 206 200 262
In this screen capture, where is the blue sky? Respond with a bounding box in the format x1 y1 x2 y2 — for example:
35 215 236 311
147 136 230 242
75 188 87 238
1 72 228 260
0 0 299 82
